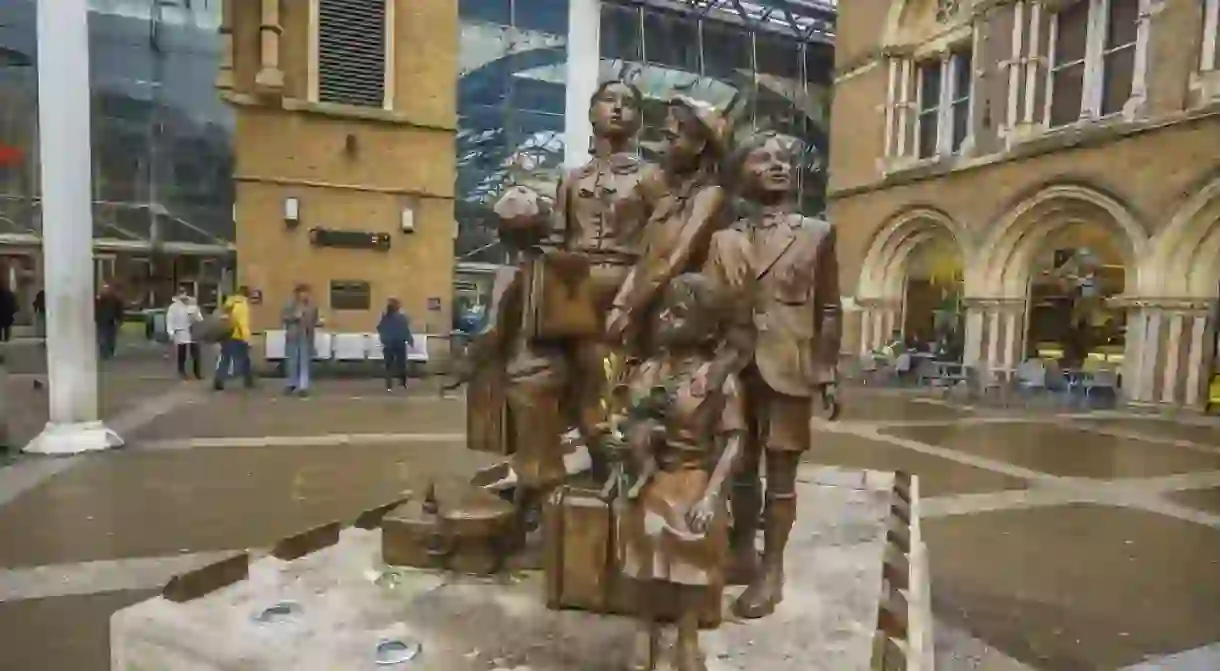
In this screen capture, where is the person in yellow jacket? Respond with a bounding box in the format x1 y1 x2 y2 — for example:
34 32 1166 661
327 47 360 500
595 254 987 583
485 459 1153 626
213 286 255 390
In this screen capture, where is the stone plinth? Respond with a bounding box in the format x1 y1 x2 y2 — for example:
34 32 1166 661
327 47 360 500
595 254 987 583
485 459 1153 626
111 466 932 671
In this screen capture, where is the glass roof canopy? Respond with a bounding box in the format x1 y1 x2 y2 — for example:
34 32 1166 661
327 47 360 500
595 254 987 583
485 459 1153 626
643 0 837 43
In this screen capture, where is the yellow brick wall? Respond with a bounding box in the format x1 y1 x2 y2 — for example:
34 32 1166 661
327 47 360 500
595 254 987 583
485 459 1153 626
226 0 458 334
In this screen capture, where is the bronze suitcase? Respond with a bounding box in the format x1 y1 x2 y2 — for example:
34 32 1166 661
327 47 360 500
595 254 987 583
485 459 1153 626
466 364 510 455
543 486 723 627
523 250 600 341
382 484 516 576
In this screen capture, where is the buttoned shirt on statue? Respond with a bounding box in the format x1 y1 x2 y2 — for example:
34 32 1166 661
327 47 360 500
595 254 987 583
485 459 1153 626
703 208 842 396
554 153 658 265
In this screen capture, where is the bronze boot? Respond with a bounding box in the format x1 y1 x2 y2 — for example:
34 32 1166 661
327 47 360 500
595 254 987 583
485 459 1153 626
725 481 762 585
673 609 707 671
732 495 796 619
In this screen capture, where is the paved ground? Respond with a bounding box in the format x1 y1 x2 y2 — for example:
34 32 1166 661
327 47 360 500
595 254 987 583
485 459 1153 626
2 351 1220 670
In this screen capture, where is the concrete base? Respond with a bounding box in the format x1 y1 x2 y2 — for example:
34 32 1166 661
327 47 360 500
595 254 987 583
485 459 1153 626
112 467 931 671
23 420 124 455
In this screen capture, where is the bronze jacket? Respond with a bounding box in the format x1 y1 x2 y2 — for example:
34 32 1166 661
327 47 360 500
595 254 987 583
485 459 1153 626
704 211 842 395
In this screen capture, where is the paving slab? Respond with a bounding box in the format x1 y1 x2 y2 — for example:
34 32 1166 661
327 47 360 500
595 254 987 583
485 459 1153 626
111 469 931 671
806 432 1027 496
882 423 1220 479
925 503 1220 669
0 442 499 569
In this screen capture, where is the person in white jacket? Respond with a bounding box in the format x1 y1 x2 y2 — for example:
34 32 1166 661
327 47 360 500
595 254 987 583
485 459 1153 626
166 291 204 379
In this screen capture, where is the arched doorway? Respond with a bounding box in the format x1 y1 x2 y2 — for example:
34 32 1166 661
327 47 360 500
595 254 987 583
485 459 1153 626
970 184 1148 381
1140 176 1220 407
857 207 969 355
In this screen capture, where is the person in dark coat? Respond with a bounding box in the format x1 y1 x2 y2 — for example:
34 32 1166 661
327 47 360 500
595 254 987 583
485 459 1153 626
376 297 414 392
33 289 45 339
0 282 16 342
95 284 125 360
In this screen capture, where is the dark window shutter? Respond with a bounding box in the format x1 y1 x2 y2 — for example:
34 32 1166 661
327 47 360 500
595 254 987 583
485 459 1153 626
318 0 387 108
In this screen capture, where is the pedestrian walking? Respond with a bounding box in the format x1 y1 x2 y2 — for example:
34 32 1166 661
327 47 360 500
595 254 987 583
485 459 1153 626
95 284 124 360
281 283 322 397
32 289 45 340
0 281 16 342
166 290 204 379
213 286 255 391
376 297 414 392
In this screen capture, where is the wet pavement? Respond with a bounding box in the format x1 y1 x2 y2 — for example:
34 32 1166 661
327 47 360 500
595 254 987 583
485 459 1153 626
1 361 1219 670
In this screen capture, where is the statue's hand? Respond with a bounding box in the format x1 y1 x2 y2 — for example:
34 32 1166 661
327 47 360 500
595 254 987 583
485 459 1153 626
687 494 718 534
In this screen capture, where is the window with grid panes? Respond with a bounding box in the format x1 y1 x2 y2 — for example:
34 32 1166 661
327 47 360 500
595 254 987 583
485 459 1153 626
317 0 388 108
950 51 972 152
916 61 942 158
1101 0 1138 116
1049 1 1089 127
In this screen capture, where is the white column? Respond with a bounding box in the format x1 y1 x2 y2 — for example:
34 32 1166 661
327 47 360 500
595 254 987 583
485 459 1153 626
25 0 123 454
860 309 876 355
1127 0 1152 112
936 52 953 156
883 58 898 157
1160 312 1184 405
986 309 1001 370
1139 309 1162 404
1022 1 1042 124
1204 0 1219 72
963 308 985 366
1002 310 1019 370
1184 314 1208 408
564 0 601 169
896 59 912 157
1081 0 1107 119
1006 0 1026 131
1122 308 1145 401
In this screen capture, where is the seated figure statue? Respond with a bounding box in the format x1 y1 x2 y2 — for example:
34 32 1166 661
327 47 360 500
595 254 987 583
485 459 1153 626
602 272 745 671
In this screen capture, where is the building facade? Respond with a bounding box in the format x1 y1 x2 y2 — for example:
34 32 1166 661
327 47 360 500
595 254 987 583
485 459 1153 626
830 0 1220 408
222 0 458 333
0 0 235 318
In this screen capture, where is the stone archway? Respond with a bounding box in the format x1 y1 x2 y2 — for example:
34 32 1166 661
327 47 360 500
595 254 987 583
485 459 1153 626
966 184 1149 375
856 207 970 354
1134 176 1220 406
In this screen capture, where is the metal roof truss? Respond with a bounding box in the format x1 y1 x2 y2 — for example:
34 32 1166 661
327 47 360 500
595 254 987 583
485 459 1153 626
613 0 836 44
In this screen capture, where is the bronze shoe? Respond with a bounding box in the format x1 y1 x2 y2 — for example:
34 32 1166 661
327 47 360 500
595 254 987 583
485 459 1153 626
672 630 707 671
731 562 783 619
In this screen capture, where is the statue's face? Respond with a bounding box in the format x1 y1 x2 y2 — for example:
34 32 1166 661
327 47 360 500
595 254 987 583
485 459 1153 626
740 135 796 197
590 82 642 139
653 281 707 348
661 104 707 172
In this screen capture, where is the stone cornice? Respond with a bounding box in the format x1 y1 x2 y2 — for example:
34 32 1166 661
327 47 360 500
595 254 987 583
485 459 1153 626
219 91 458 132
856 297 904 310
1105 296 1218 312
828 105 1220 202
962 297 1026 311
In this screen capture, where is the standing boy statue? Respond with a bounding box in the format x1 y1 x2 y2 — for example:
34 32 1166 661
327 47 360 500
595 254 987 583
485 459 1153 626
700 131 842 618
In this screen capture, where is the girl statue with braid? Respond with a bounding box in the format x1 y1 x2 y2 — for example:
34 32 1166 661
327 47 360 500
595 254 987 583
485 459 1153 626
603 273 745 671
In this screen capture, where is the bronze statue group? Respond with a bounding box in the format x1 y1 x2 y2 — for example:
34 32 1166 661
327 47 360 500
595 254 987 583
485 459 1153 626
463 79 842 671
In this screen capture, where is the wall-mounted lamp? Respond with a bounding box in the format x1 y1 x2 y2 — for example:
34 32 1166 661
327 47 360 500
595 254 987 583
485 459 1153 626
284 197 300 228
400 203 415 234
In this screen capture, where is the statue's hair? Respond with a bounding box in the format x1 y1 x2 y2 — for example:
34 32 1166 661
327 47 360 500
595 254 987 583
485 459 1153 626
724 130 802 182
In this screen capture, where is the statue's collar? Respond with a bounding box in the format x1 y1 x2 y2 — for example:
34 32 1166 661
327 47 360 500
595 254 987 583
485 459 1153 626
579 152 641 177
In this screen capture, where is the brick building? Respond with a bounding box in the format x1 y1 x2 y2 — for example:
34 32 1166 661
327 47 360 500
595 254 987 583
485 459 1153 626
221 0 457 334
830 0 1220 408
